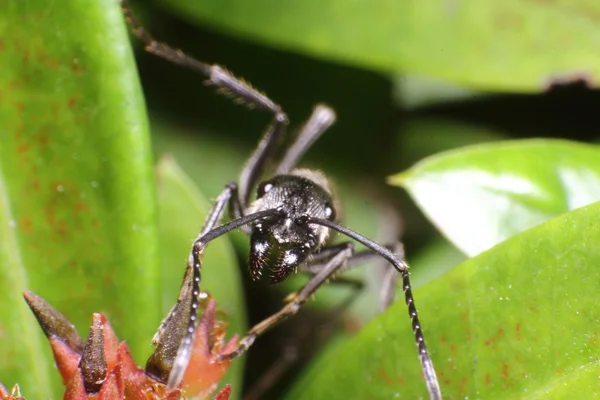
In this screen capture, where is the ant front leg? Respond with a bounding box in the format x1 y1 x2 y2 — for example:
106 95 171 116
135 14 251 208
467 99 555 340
165 206 282 389
239 103 337 213
219 242 355 361
148 183 240 384
199 183 241 236
121 0 289 207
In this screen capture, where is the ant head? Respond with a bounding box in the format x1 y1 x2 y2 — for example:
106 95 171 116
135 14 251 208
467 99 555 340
247 170 336 283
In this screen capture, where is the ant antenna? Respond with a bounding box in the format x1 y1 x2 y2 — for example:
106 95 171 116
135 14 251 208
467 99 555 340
308 217 441 399
167 209 283 388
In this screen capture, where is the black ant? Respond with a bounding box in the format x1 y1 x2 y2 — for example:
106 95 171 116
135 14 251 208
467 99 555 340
121 2 441 399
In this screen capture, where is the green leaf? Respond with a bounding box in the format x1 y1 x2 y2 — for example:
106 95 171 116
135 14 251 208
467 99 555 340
156 156 246 395
409 237 466 289
393 74 485 110
395 119 504 169
390 139 600 256
0 0 159 396
285 201 600 399
152 122 247 200
158 0 600 92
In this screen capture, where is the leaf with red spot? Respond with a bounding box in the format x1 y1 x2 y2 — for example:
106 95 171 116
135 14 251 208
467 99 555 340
285 201 600 398
0 0 159 396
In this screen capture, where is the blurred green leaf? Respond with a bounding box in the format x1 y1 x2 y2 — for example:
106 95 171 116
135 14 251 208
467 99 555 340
159 0 600 91
152 122 246 198
0 0 159 396
396 119 504 168
156 156 246 396
393 74 484 110
390 139 600 256
285 201 600 399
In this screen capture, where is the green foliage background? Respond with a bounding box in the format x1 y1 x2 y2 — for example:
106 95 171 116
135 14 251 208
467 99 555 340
1 0 600 399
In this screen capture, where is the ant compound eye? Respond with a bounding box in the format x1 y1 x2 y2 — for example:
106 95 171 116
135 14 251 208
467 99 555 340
257 181 273 198
324 204 335 220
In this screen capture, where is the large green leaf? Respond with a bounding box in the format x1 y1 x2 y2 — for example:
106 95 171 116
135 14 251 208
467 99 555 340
155 157 245 397
0 0 159 396
393 75 484 110
285 201 600 399
159 0 600 91
409 237 466 289
390 139 600 256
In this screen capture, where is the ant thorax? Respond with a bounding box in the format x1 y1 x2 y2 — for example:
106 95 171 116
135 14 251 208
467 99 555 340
246 169 336 283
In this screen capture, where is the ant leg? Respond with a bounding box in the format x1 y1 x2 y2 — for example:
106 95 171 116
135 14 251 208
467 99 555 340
307 217 441 400
238 118 286 208
302 242 403 311
275 105 336 175
199 183 239 236
121 0 288 208
147 183 239 381
243 289 358 400
237 102 336 218
219 242 355 361
294 244 366 310
183 182 242 290
121 0 281 112
163 207 282 389
121 4 335 203
379 252 401 311
244 243 401 400
149 183 273 388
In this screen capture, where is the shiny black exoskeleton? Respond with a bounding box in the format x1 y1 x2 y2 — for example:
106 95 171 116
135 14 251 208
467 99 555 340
247 171 336 283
